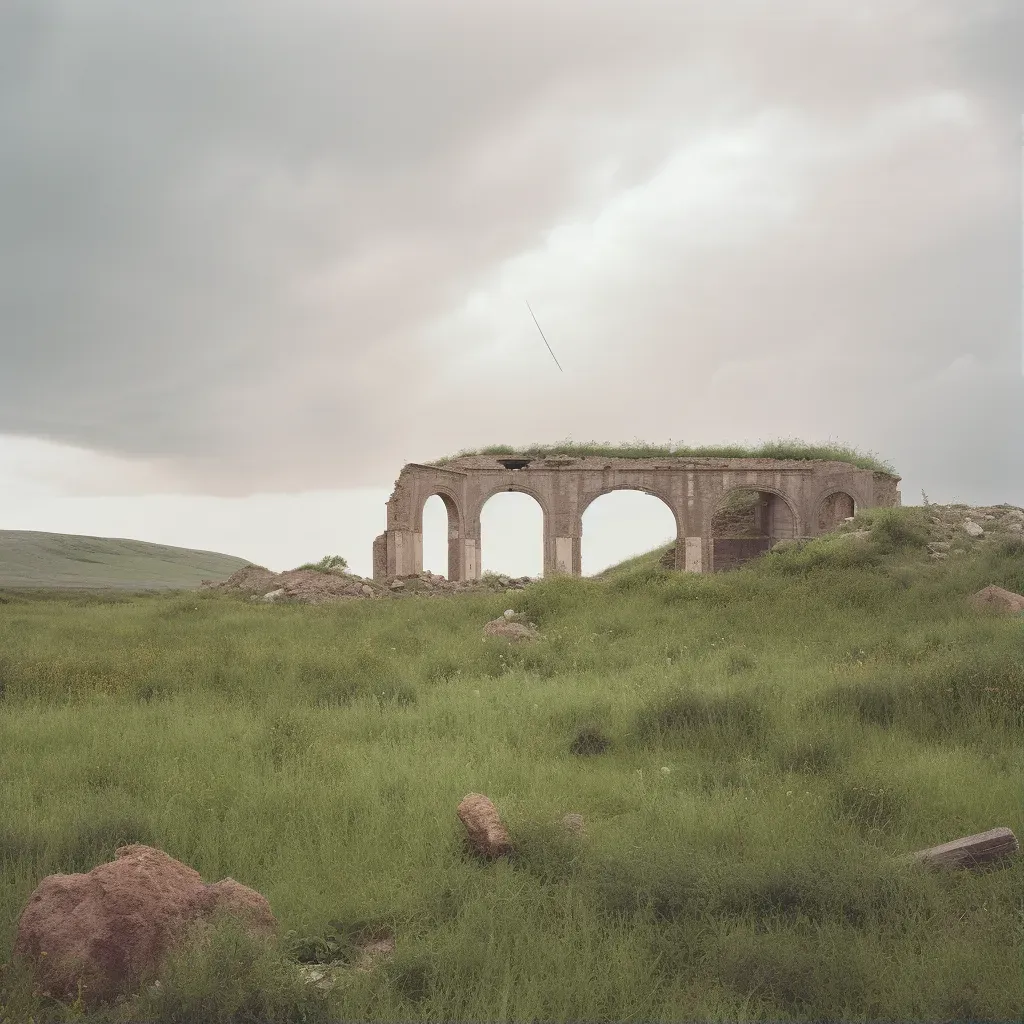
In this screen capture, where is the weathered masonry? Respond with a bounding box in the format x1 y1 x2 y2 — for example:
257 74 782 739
372 455 901 581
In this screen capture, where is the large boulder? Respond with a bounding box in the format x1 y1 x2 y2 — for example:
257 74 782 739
14 844 276 1007
967 585 1024 614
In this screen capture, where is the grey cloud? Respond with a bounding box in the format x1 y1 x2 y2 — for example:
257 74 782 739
1 0 1021 496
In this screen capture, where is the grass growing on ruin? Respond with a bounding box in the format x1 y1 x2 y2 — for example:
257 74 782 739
1 508 1022 1022
429 438 898 475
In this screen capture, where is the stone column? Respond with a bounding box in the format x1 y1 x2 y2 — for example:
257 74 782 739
545 513 581 576
386 530 421 577
447 531 464 582
683 536 704 572
461 535 481 581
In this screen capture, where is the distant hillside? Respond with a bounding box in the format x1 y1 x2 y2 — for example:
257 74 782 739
0 531 255 590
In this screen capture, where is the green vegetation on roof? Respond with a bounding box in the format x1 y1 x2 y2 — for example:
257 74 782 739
429 439 897 475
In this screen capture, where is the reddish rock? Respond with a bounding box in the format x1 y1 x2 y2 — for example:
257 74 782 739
457 794 513 859
968 585 1024 614
14 844 276 1007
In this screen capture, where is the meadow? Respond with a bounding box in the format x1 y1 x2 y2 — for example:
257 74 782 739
0 506 1022 1022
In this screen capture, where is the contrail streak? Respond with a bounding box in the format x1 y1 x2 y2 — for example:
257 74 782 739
526 300 563 372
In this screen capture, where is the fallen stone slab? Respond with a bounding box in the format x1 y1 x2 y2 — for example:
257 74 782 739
457 793 513 859
14 845 276 1007
901 827 1018 871
967 585 1024 614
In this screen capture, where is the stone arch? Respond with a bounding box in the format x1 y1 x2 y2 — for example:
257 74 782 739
579 486 681 575
418 491 463 579
816 489 857 533
473 486 547 579
469 483 550 535
710 485 801 571
413 487 463 534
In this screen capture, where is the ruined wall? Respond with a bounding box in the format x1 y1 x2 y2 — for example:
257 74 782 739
374 455 901 581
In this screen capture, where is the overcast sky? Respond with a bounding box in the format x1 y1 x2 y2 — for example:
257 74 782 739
2 1 1022 577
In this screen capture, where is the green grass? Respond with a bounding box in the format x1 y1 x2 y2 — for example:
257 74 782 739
429 438 898 475
0 531 254 590
1 508 1022 1022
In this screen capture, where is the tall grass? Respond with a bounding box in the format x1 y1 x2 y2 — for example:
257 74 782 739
429 438 897 475
1 509 1021 1022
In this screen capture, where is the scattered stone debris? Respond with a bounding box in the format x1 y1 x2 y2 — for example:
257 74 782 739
202 566 533 605
967 584 1024 615
483 615 540 641
13 845 275 1008
457 793 513 859
296 931 396 991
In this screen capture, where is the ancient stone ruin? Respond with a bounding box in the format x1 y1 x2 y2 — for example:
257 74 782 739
373 454 901 581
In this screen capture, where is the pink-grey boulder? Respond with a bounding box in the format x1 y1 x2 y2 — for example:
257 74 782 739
968 584 1024 614
14 844 276 1006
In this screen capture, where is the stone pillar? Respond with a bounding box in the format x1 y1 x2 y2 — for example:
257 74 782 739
386 530 421 577
546 510 581 576
682 537 703 572
447 533 464 582
546 535 580 575
372 534 388 581
462 536 481 581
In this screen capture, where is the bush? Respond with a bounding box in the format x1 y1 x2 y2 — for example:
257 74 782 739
296 555 348 573
633 688 766 750
868 509 929 553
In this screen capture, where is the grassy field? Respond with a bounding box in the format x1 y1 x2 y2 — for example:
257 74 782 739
1 507 1022 1022
0 531 254 591
429 439 898 475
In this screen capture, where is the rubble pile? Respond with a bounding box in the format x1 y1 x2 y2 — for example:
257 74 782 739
201 566 533 605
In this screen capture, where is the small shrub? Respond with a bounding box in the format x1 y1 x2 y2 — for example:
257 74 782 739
570 724 612 756
284 917 394 966
296 554 349 573
724 650 756 675
387 955 435 1004
634 688 766 750
834 782 906 834
773 734 847 775
869 508 930 552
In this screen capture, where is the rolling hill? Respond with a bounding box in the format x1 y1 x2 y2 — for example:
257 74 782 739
0 530 255 590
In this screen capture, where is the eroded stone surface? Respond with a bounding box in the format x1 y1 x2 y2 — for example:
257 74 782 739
457 794 513 858
968 585 1024 614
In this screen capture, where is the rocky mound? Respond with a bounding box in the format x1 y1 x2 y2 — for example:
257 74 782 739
201 566 533 604
653 503 1024 569
14 845 275 1007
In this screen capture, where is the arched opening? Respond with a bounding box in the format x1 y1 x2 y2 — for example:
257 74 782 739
818 491 856 533
421 494 450 578
581 490 678 576
480 491 543 578
711 488 797 572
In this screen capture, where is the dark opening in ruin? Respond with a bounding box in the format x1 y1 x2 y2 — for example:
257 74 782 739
497 458 532 471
